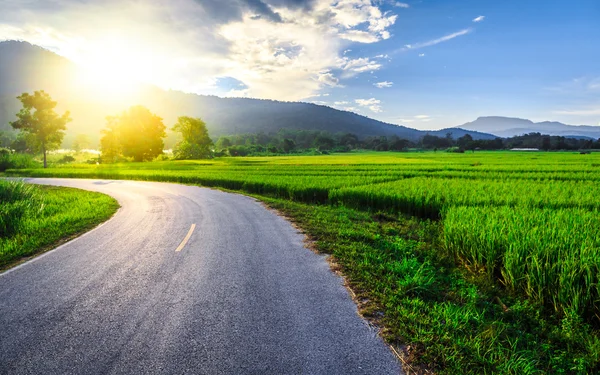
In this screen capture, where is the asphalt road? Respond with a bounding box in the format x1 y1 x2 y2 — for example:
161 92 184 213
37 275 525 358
0 178 402 375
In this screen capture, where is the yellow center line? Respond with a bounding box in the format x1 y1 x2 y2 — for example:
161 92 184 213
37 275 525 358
175 224 196 252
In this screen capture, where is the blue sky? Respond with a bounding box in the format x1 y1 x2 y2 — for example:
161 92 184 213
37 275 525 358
1 0 599 129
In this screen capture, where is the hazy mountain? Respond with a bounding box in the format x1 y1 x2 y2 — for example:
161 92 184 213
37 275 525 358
0 41 496 147
458 116 600 139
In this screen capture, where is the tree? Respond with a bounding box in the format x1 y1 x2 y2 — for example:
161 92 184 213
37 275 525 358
10 90 71 168
172 116 212 159
457 134 474 151
0 131 12 148
314 135 335 151
72 134 92 152
100 116 122 163
340 133 359 149
100 106 166 162
282 138 295 153
215 136 232 151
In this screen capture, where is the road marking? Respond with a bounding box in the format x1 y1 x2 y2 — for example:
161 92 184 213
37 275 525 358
175 224 196 252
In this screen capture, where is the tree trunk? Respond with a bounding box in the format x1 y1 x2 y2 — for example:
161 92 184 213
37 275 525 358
43 144 47 169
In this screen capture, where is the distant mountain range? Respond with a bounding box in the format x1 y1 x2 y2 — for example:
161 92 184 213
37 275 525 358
0 41 495 147
3 41 596 148
457 116 600 139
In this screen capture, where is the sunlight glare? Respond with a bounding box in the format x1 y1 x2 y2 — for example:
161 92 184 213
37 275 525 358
74 36 151 101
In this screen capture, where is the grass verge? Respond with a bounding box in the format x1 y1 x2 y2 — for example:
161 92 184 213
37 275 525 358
0 182 119 271
257 196 600 375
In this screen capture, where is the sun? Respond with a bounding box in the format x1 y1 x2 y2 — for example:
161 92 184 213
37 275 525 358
74 37 149 101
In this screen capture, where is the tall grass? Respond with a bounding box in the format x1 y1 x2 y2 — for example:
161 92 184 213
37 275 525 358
443 206 600 319
0 184 118 269
0 180 43 238
0 152 40 171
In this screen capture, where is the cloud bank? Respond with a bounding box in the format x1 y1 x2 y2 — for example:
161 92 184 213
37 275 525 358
0 0 399 100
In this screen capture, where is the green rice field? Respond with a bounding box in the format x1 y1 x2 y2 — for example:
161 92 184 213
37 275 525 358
7 151 600 373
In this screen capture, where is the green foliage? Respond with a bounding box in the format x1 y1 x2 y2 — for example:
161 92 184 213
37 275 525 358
10 90 71 168
100 116 122 163
0 180 42 238
215 136 232 151
100 106 166 162
57 154 76 164
0 131 13 148
0 148 40 171
0 184 118 269
172 116 212 159
10 132 32 153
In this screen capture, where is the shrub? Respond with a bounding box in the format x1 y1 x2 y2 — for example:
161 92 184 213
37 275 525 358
0 150 40 171
58 155 76 164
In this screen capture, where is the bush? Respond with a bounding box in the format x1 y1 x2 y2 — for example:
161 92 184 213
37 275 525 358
228 145 251 157
153 153 171 162
0 180 43 238
446 147 465 153
58 155 76 164
0 149 40 171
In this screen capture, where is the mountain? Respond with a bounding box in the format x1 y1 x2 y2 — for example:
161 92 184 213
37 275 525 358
0 41 495 147
458 116 600 139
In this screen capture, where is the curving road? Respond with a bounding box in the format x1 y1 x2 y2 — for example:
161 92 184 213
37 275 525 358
0 178 402 375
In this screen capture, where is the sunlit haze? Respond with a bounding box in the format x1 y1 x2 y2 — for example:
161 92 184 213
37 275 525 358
1 0 599 129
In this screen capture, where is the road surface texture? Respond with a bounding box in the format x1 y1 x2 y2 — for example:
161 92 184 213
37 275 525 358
0 178 402 375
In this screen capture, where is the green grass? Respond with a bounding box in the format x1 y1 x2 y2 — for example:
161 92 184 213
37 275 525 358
0 181 119 270
259 197 600 374
6 150 600 373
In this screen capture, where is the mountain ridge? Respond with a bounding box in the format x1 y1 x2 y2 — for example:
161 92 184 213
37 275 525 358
0 40 498 146
457 116 600 139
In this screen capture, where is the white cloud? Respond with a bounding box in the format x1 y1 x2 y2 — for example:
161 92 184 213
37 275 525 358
355 97 382 113
317 71 342 87
330 0 398 42
339 30 380 43
340 57 382 74
398 28 472 51
0 0 398 101
394 2 410 8
397 115 432 122
334 101 350 105
374 81 393 88
473 15 485 23
419 53 425 57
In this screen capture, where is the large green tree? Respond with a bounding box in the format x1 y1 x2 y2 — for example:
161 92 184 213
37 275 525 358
172 116 212 159
10 90 71 168
100 106 166 162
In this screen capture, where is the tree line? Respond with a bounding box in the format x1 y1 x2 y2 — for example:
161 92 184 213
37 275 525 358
4 91 600 168
213 130 600 155
3 91 212 168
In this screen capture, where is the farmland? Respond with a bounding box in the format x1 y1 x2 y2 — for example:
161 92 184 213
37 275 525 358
6 151 600 374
